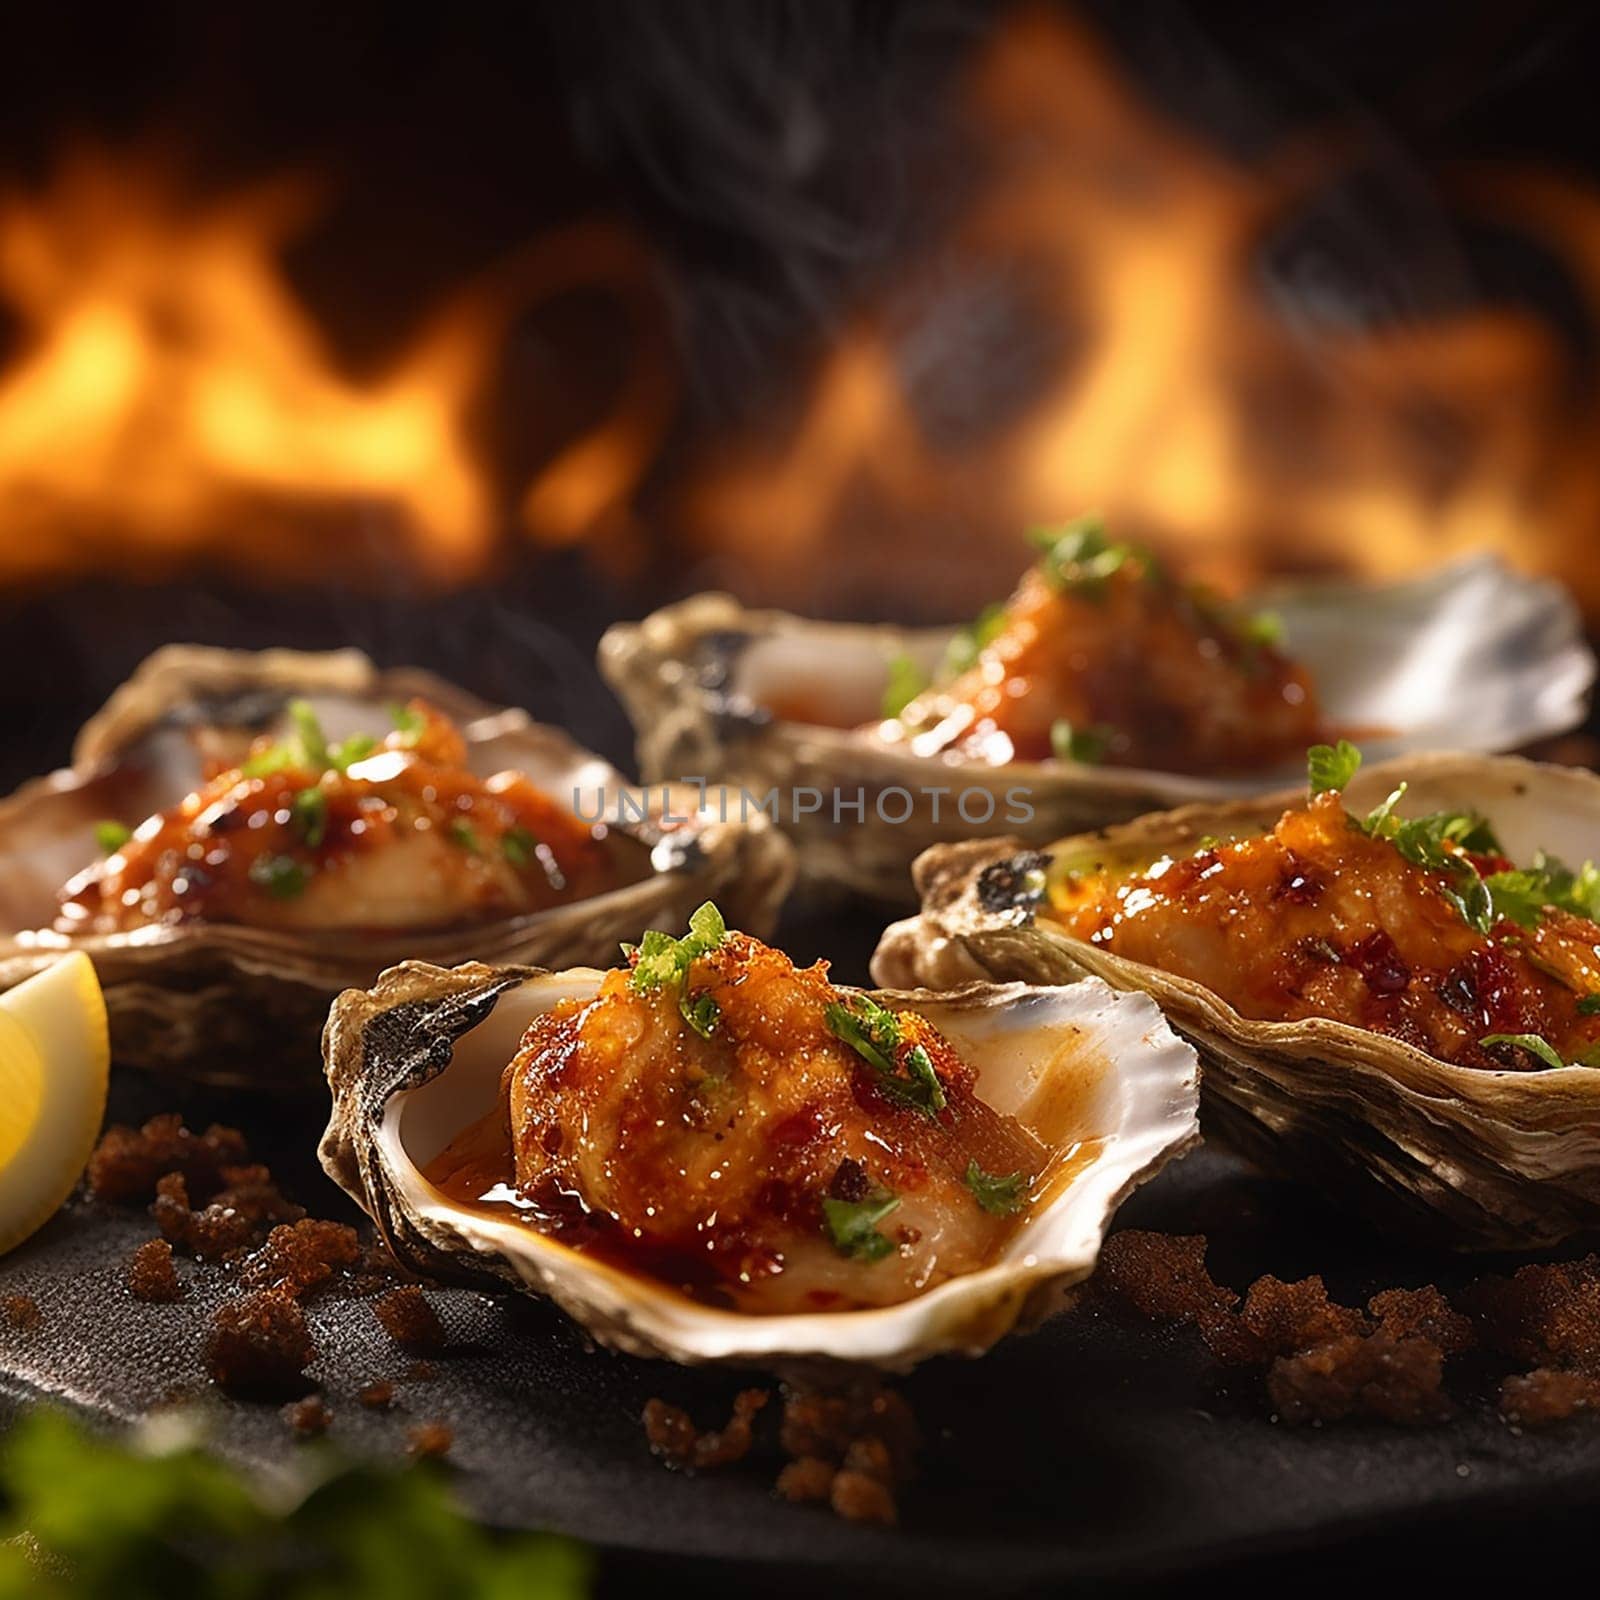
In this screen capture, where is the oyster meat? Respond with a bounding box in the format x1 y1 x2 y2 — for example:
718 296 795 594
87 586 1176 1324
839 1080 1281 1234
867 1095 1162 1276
0 646 793 1084
601 548 1592 902
320 906 1198 1369
874 747 1600 1248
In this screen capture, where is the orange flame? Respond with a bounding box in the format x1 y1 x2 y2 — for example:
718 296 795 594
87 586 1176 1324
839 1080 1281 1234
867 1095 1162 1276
679 6 1600 619
0 150 671 587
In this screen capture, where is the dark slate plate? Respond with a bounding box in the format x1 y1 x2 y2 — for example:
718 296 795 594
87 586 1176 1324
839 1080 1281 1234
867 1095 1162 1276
3 904 1600 1595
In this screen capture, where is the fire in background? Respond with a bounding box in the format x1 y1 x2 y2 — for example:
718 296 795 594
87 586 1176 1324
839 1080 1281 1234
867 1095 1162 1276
1 3 1599 621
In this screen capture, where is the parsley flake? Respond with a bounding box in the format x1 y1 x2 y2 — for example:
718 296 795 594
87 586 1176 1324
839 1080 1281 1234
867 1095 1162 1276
1028 515 1143 596
389 702 427 747
1050 720 1112 765
248 853 307 899
289 786 327 849
623 902 729 1037
824 994 947 1117
1578 996 1600 1016
822 1187 900 1261
964 1160 1027 1216
881 654 927 720
1480 1032 1566 1070
94 820 132 855
502 827 540 868
1307 740 1361 796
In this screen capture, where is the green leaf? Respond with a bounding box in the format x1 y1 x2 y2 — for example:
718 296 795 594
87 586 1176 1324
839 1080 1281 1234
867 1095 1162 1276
389 702 427 747
964 1160 1027 1216
822 1187 900 1261
1480 1032 1566 1070
1307 739 1361 796
0 1408 593 1600
1577 995 1600 1016
94 820 132 855
1027 514 1146 595
679 989 720 1039
881 653 927 720
447 819 481 853
502 827 540 868
329 732 378 771
1241 609 1284 648
287 699 328 771
1361 783 1407 836
248 854 307 899
290 786 327 849
1050 719 1112 765
939 603 1008 680
624 902 730 1016
824 995 947 1115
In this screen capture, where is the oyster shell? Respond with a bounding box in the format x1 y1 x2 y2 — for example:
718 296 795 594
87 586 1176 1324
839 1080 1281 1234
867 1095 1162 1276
872 752 1600 1250
319 959 1199 1370
0 646 793 1085
599 557 1592 903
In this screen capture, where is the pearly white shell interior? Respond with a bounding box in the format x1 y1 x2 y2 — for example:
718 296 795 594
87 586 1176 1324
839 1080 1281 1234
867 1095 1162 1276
377 971 1200 1368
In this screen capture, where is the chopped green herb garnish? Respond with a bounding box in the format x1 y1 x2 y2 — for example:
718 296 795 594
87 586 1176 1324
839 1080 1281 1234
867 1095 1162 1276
1241 610 1284 648
964 1160 1027 1216
289 786 327 849
329 732 378 770
1578 995 1600 1016
501 827 537 868
1307 740 1361 796
623 903 729 1028
241 700 382 778
1483 852 1600 931
287 699 328 771
679 989 721 1039
389 702 427 747
94 820 132 855
1028 514 1143 596
1050 719 1111 765
940 602 1007 679
1480 1032 1566 1070
248 853 307 899
824 993 947 1116
822 1187 900 1261
881 653 927 720
447 819 481 852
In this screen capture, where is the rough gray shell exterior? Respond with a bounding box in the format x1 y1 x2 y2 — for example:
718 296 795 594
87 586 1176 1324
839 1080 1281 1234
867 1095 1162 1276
598 558 1592 904
872 753 1600 1251
0 646 794 1086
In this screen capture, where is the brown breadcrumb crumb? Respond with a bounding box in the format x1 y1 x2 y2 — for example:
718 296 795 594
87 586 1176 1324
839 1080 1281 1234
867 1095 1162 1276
127 1238 184 1303
283 1395 332 1438
1096 1230 1454 1426
644 1389 769 1471
408 1422 453 1460
374 1287 448 1354
1461 1256 1600 1374
86 1115 249 1204
1 1295 41 1331
204 1290 315 1398
241 1220 363 1299
1268 1333 1452 1425
1369 1286 1476 1356
359 1380 397 1411
1499 1368 1600 1427
775 1381 918 1524
150 1166 306 1263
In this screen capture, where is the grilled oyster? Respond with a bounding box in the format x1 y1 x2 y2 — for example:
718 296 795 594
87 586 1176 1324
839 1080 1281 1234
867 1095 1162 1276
0 646 792 1084
873 749 1600 1249
319 909 1198 1369
600 551 1591 903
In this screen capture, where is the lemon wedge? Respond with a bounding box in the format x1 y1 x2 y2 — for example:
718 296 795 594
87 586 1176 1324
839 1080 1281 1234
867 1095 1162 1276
0 953 110 1256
